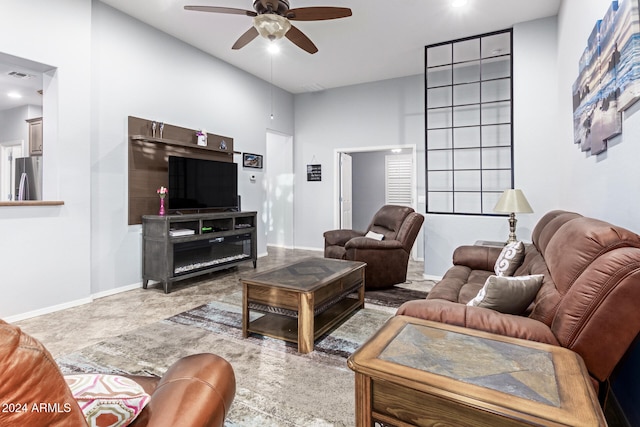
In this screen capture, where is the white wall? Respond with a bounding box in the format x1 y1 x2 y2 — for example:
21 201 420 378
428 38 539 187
0 0 294 320
293 76 426 254
556 0 640 232
265 131 294 249
90 2 294 295
0 0 93 320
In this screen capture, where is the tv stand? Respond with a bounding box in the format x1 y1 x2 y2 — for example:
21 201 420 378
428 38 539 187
142 211 257 293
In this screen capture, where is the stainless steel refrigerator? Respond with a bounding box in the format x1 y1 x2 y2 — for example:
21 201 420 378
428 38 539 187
14 156 42 201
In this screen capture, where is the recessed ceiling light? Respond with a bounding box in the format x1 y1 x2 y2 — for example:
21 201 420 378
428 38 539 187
452 0 468 7
7 92 22 99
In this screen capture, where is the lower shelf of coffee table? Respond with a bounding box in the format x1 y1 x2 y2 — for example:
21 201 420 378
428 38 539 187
247 296 362 343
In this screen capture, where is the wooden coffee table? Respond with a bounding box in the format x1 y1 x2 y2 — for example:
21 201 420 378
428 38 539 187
241 257 366 353
348 316 606 427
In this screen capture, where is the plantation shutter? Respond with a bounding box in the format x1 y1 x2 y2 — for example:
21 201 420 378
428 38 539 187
385 154 413 206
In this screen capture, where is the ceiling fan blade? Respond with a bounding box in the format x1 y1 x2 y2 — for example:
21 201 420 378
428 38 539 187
285 25 318 54
232 26 259 50
184 5 257 17
286 7 352 21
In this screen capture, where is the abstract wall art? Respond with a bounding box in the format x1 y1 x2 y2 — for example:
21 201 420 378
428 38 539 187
572 0 640 155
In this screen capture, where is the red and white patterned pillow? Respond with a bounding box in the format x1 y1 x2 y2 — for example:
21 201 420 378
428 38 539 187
64 374 150 427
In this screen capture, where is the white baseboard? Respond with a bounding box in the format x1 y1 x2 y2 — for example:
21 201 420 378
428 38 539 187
292 246 324 252
4 297 93 323
92 282 142 300
4 282 144 323
423 274 442 281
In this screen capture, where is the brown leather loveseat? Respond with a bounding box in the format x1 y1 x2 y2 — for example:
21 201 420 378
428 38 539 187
397 210 640 392
0 319 235 426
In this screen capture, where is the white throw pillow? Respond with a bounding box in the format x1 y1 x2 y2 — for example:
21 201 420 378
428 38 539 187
365 231 384 241
494 241 525 276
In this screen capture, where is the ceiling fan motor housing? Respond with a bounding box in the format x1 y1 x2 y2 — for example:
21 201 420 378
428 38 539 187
253 0 290 16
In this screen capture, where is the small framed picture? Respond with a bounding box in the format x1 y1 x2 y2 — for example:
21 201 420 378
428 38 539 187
243 153 263 169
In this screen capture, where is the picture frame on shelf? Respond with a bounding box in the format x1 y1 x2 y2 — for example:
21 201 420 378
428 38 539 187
243 153 263 169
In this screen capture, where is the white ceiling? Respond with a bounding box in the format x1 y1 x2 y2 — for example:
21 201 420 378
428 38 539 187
99 0 562 94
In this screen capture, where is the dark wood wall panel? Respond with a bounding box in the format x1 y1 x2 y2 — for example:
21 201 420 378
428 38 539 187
128 116 235 225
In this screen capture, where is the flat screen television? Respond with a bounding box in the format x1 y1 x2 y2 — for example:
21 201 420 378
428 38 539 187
168 156 238 212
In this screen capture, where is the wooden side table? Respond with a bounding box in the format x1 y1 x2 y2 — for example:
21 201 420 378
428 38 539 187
347 316 606 427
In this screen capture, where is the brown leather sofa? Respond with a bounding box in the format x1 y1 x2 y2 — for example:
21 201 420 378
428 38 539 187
397 210 640 392
324 205 424 290
0 319 235 427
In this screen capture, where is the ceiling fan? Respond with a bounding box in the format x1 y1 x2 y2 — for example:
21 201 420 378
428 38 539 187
184 1 352 54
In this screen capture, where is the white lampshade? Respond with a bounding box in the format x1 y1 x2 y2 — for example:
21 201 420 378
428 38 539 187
253 14 291 41
494 189 533 214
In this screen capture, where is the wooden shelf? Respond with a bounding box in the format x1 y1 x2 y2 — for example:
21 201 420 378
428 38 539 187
130 135 239 155
0 201 64 207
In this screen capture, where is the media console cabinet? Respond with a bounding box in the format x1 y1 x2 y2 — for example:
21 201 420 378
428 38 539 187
142 211 257 293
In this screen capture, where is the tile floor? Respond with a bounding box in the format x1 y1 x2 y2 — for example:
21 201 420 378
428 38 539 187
16 247 427 358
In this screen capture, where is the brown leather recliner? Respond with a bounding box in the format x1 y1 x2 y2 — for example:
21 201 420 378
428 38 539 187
397 210 640 392
324 205 424 290
0 319 235 427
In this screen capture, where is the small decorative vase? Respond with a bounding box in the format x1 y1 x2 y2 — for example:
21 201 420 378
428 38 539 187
159 197 166 216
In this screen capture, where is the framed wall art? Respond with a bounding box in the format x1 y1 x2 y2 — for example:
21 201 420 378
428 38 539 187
243 153 263 169
572 0 640 155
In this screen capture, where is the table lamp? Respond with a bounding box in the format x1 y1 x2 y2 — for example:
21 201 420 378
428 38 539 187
494 189 533 244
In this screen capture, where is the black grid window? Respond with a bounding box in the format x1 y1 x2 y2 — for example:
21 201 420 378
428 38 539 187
426 29 514 215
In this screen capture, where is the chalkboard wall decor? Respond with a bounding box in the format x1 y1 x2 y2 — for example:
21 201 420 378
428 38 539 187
307 164 321 181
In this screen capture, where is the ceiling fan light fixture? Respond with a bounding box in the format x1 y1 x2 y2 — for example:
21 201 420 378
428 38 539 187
253 14 291 41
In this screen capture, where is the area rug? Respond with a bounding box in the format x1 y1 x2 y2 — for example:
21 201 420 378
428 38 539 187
56 286 429 426
57 307 389 426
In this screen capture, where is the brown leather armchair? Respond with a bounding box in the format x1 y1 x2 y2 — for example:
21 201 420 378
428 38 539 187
324 205 424 290
0 319 235 427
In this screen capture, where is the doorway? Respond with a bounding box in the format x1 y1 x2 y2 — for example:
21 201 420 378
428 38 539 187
265 130 294 248
335 145 420 259
0 140 24 201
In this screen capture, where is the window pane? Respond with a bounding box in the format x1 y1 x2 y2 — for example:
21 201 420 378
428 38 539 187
482 146 511 169
482 191 503 214
481 32 511 58
454 127 480 148
428 86 452 108
427 44 452 67
428 171 453 191
427 107 452 129
427 150 453 170
482 124 511 146
453 82 480 105
482 56 510 79
427 65 452 87
481 101 511 125
454 148 480 169
429 191 453 212
428 128 453 149
455 192 482 214
454 170 481 191
454 39 480 63
453 105 480 127
482 169 512 191
482 78 510 103
453 61 480 84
